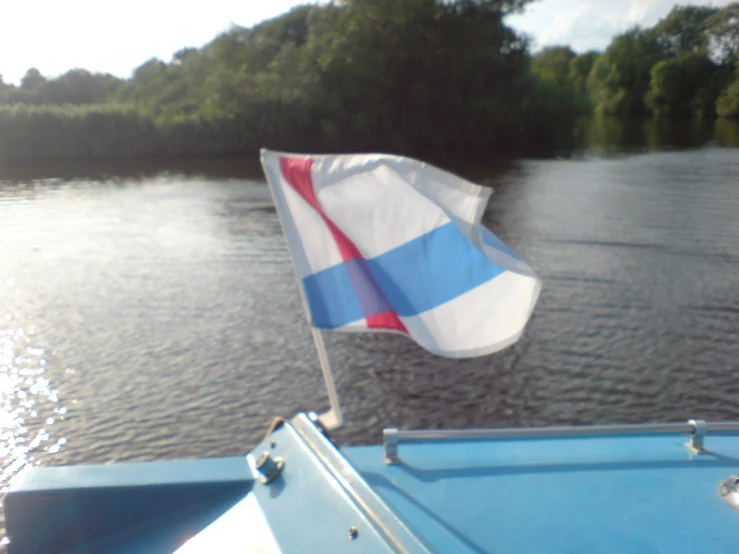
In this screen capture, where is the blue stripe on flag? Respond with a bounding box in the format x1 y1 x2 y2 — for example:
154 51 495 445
346 258 392 316
303 262 365 328
302 222 505 329
370 222 504 316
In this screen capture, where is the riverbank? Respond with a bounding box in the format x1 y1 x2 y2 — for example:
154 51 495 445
2 116 739 183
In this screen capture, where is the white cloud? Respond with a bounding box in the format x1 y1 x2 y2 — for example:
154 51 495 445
627 1 654 24
538 3 590 44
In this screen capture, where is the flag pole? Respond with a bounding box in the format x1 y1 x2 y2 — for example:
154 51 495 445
311 328 343 431
261 150 345 432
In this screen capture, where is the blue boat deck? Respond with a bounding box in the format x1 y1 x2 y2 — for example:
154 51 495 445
345 433 739 553
5 414 739 553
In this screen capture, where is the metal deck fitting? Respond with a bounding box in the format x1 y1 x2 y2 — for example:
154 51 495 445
383 419 739 464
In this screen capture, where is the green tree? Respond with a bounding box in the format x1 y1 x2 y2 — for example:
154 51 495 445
207 7 313 74
42 69 122 105
652 5 718 56
587 28 665 116
569 51 598 92
705 3 739 65
294 0 535 153
706 2 739 65
172 47 197 65
526 46 587 138
716 71 739 117
568 51 599 110
715 116 739 142
645 53 718 116
20 68 47 91
531 46 576 86
117 59 176 114
4 0 588 160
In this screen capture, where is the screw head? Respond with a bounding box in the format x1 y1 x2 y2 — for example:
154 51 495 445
348 526 359 540
254 451 284 483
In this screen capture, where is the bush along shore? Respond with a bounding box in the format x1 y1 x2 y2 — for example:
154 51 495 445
1 1 739 161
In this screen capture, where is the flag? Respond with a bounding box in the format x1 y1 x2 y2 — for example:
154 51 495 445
260 149 540 358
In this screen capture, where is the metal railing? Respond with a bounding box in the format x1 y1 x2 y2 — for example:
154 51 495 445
292 414 433 553
383 418 739 464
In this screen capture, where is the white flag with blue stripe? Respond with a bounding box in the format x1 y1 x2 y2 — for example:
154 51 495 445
261 149 540 358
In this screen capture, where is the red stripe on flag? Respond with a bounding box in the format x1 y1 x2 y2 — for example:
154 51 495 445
366 311 408 333
279 157 362 262
280 155 407 335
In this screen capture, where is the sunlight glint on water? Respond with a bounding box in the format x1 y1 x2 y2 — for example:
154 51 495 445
0 146 738 548
0 315 66 512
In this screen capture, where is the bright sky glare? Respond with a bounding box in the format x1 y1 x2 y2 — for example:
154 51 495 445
0 0 303 84
1 0 735 85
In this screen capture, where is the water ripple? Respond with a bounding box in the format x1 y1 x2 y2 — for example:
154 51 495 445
0 322 66 534
0 150 738 544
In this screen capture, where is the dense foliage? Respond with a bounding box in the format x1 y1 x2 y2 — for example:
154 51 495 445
530 3 739 119
584 3 739 118
2 1 739 160
2 0 566 160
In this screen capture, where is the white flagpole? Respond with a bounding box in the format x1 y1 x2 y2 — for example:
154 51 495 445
261 150 344 431
311 328 343 431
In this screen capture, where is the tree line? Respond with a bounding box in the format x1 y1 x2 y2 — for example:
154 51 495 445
532 4 739 118
1 0 738 161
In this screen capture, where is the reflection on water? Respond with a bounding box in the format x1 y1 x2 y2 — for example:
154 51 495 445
0 124 739 543
0 314 66 534
574 116 739 157
715 118 739 146
0 118 738 184
0 155 265 184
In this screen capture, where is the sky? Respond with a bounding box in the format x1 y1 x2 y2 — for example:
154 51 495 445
0 0 303 84
0 0 736 85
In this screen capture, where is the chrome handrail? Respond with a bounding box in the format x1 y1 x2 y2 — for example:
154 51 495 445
292 414 433 553
383 419 739 464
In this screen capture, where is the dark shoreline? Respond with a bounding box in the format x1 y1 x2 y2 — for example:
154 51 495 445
2 115 739 184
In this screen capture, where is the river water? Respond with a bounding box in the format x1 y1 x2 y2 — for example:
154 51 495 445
1 119 739 535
